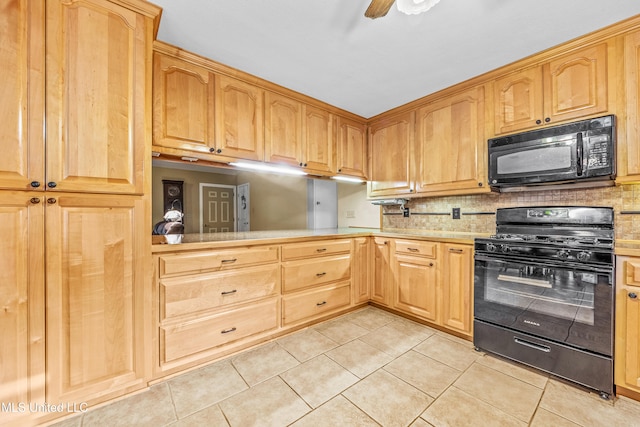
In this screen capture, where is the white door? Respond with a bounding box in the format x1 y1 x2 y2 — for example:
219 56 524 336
199 183 236 233
237 182 250 231
307 179 338 229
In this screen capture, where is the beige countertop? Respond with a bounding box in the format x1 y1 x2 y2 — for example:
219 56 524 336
151 228 490 252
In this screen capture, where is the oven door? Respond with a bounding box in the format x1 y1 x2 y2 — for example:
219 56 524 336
488 134 579 187
474 254 613 356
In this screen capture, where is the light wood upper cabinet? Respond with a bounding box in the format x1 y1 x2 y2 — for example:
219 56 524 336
46 0 149 194
337 116 368 179
415 86 488 195
264 91 303 166
0 0 45 192
215 74 264 161
302 105 335 174
0 192 45 425
494 43 610 135
46 193 148 404
619 30 640 183
367 111 415 197
152 52 216 154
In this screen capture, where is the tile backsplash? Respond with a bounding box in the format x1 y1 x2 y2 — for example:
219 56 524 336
382 184 640 241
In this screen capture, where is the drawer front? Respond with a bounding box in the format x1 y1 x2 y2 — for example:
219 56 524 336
160 264 279 321
395 240 438 258
159 245 279 277
281 239 351 260
282 254 351 292
282 282 351 325
161 298 278 363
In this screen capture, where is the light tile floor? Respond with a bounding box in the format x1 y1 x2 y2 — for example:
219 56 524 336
52 306 640 427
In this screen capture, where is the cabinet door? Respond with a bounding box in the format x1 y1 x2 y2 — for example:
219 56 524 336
215 74 264 161
415 87 487 195
371 237 391 306
615 257 640 392
544 43 609 124
493 66 544 134
0 192 45 422
46 194 147 404
153 52 216 154
337 116 367 179
0 0 45 191
303 105 335 174
441 244 472 335
368 112 415 197
393 254 438 321
46 0 148 194
619 30 640 181
264 91 303 166
352 237 370 304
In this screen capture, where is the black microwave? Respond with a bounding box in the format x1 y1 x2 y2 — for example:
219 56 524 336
488 115 615 189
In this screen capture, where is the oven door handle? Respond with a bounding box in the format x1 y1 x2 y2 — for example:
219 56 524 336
474 253 613 275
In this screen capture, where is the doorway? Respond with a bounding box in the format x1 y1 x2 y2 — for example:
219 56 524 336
237 182 250 231
199 183 236 233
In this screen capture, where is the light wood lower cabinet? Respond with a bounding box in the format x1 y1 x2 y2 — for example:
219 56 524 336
615 257 640 394
371 237 392 306
387 238 473 337
282 282 351 326
352 237 371 304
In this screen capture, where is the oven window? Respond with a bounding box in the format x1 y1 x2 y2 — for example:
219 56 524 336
497 145 572 175
483 260 595 325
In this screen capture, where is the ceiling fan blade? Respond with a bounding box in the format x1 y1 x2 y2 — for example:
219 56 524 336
365 0 396 19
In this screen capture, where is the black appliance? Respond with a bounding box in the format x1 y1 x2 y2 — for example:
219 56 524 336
488 115 615 190
473 206 614 398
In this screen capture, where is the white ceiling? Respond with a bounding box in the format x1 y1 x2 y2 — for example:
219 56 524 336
152 0 640 119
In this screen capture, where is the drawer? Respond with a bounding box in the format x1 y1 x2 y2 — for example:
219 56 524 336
161 297 278 363
624 260 640 286
282 254 351 292
282 239 351 260
395 240 438 258
159 245 279 277
160 263 279 321
282 282 351 326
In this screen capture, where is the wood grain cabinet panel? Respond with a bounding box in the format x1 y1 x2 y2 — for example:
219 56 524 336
281 239 351 260
367 111 415 197
619 30 640 182
615 257 640 394
152 52 216 154
395 239 438 258
352 237 371 304
46 0 149 194
215 74 264 161
0 0 45 192
302 105 335 174
282 255 351 293
337 116 368 180
415 86 488 195
0 192 45 425
282 282 351 326
371 237 392 306
494 43 610 135
46 193 147 404
393 254 438 321
264 91 303 166
441 244 473 335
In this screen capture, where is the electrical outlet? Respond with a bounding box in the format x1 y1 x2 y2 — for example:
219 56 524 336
345 210 356 219
403 207 410 217
452 207 461 219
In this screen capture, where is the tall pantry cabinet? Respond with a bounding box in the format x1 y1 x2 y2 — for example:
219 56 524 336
0 0 160 422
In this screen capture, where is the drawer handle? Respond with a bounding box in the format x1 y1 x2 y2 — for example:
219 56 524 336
630 292 638 300
316 272 327 277
221 289 237 295
514 337 550 353
221 327 237 334
221 258 237 264
316 301 327 307
407 248 419 252
316 248 327 252
449 248 464 253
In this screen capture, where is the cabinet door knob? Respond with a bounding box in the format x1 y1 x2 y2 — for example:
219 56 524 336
478 182 483 187
545 117 551 123
299 162 303 167
47 182 57 188
338 168 342 172
30 197 41 204
30 181 41 188
536 119 542 125
209 147 216 153
303 163 307 167
428 262 434 267
46 198 57 204
217 148 222 154
630 292 638 299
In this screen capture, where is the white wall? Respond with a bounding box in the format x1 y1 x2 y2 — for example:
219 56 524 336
337 182 380 229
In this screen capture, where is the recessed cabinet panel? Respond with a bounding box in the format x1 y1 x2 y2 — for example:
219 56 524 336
337 116 367 179
46 0 146 194
615 257 640 394
303 105 334 174
619 30 640 182
393 254 438 321
264 91 303 166
153 53 216 153
441 244 472 334
282 254 351 293
494 67 544 135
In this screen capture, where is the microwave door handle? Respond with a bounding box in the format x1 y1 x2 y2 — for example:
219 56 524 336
576 132 584 176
